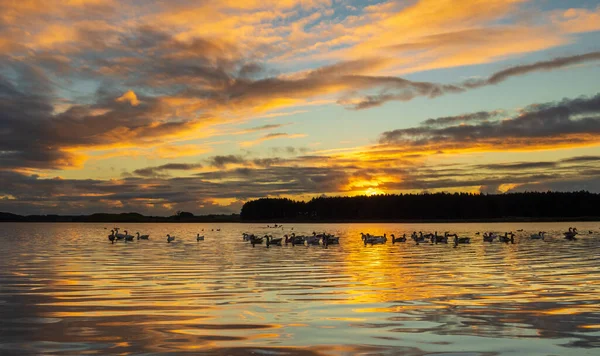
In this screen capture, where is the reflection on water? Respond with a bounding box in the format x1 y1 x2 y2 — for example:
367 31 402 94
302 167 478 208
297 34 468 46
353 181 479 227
1 222 599 355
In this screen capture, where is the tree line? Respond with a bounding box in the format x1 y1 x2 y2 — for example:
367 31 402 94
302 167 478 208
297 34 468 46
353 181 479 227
240 191 600 221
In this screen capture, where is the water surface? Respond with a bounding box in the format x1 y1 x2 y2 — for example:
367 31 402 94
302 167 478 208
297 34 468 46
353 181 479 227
1 222 599 355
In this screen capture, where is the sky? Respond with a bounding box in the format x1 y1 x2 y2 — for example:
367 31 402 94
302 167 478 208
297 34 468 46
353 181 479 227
1 0 600 216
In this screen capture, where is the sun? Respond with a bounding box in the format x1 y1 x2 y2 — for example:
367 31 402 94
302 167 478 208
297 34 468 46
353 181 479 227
365 187 384 196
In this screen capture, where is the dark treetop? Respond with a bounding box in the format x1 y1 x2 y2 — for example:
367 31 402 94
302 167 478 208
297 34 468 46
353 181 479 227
240 191 600 221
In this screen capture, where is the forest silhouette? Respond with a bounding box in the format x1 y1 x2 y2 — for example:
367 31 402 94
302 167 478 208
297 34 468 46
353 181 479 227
240 191 600 221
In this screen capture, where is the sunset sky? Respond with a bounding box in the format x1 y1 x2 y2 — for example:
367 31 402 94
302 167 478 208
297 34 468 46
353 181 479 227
1 0 600 215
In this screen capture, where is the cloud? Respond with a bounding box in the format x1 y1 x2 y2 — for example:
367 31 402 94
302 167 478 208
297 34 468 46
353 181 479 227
464 51 600 88
240 132 306 147
116 90 140 106
207 155 247 168
133 163 203 177
379 93 600 152
350 52 600 109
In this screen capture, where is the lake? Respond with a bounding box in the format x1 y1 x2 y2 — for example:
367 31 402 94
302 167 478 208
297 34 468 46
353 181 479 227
0 222 599 355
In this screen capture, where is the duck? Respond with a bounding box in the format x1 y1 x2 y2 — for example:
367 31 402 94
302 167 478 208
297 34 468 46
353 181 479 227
498 232 515 244
108 230 115 243
136 232 149 240
306 233 321 245
196 234 204 241
391 234 407 244
265 235 282 247
123 230 135 241
530 231 545 240
166 234 176 243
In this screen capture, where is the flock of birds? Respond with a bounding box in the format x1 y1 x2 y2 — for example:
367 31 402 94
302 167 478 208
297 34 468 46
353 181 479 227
107 226 590 247
360 227 584 247
107 227 205 243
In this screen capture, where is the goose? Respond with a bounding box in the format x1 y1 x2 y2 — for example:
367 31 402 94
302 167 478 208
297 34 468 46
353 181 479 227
411 232 427 243
530 231 545 240
166 234 176 243
250 235 264 247
449 233 470 244
196 234 205 241
431 232 448 244
564 227 578 240
362 233 386 245
453 235 470 247
123 230 135 241
285 233 305 246
391 234 407 244
136 232 149 240
322 234 340 246
114 228 126 240
306 234 321 245
498 232 515 244
265 235 282 247
483 232 497 243
108 230 115 243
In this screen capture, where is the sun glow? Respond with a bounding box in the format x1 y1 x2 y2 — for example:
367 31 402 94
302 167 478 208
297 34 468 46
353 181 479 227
365 187 384 196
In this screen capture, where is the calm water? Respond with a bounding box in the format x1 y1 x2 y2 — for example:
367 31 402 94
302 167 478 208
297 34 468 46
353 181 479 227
1 222 599 355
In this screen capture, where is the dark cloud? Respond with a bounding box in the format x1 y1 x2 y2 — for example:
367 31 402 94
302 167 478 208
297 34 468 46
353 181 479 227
133 163 203 177
466 51 600 88
475 162 557 170
422 110 504 127
561 156 600 163
380 93 600 147
207 155 247 168
350 52 600 109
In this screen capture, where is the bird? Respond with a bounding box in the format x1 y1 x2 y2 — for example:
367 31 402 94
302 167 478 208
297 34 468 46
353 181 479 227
265 235 282 247
498 232 515 244
136 232 149 240
166 234 176 243
123 230 134 241
196 234 204 241
114 228 126 240
391 234 406 244
453 235 470 247
108 230 115 243
530 231 545 240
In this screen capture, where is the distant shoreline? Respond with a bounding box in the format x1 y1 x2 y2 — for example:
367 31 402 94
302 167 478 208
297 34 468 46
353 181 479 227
1 215 599 224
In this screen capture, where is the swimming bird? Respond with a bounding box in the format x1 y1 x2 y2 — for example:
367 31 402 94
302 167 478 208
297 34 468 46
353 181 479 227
250 236 264 247
196 234 205 241
431 232 448 244
108 230 115 243
114 228 126 240
361 233 386 245
498 232 515 244
123 230 135 241
530 231 545 240
483 232 497 243
453 235 470 247
564 227 578 240
167 234 176 243
265 235 282 247
285 233 305 246
322 234 340 246
136 232 149 240
391 234 407 244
